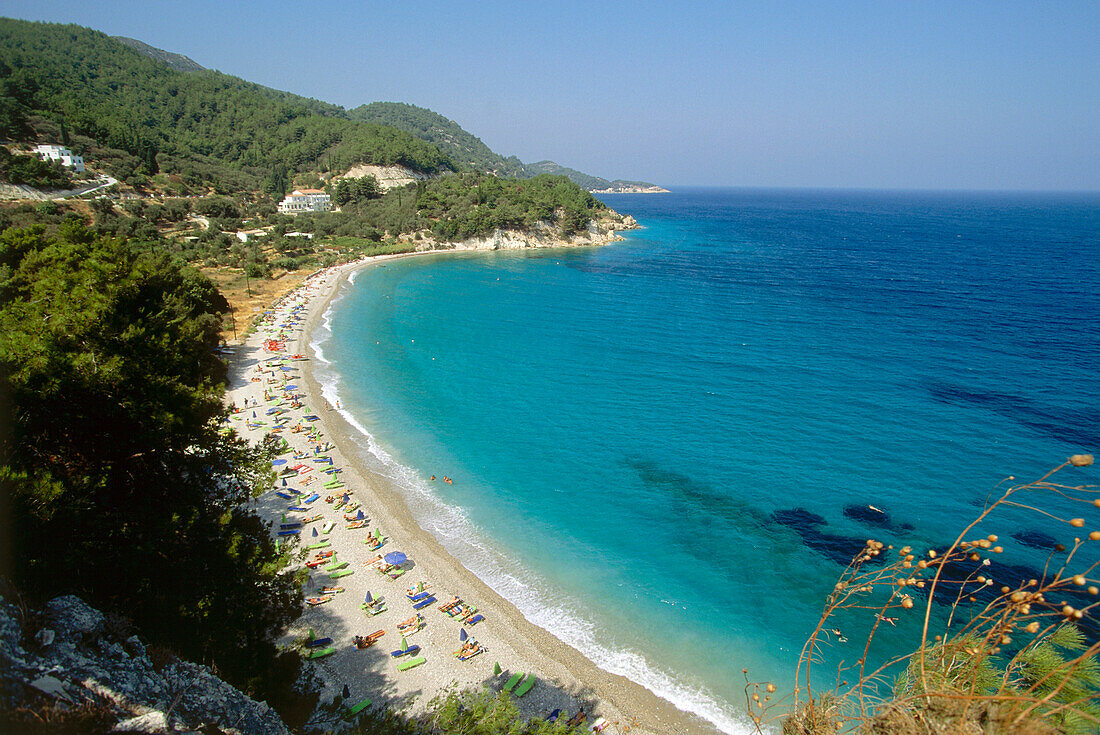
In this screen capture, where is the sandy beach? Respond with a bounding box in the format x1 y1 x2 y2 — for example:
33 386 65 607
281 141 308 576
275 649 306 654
224 253 718 734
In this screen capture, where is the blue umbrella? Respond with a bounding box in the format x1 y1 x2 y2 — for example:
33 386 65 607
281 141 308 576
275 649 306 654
272 459 287 466
364 590 372 604
356 509 364 520
281 478 287 487
459 628 468 642
312 527 318 537
284 384 298 390
252 410 257 418
384 552 407 566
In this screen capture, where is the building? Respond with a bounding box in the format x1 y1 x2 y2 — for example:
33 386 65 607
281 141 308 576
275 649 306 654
33 144 85 172
277 189 331 215
235 229 268 243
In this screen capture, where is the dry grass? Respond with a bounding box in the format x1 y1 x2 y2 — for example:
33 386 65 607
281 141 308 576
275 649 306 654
202 267 312 344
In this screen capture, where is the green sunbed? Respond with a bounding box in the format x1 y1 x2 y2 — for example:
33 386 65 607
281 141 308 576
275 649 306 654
345 698 372 718
303 646 335 659
303 540 331 550
323 560 349 571
502 672 523 693
331 569 355 579
396 656 426 671
514 674 536 698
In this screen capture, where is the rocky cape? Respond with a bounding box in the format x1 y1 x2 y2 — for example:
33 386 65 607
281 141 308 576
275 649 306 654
398 210 640 251
0 594 290 734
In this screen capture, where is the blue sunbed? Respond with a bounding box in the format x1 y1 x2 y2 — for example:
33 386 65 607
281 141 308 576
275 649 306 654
279 522 302 529
288 506 308 512
464 614 484 626
390 645 421 658
412 596 437 610
277 529 300 536
275 492 293 500
303 494 320 504
406 591 431 602
308 637 333 647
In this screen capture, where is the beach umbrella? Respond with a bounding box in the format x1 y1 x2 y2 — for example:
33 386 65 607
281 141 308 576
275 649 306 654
308 628 315 644
252 410 257 418
343 493 350 504
373 528 383 541
356 510 364 521
364 590 373 604
282 478 287 487
459 628 468 643
493 662 502 676
415 581 425 593
399 636 408 652
384 552 407 566
342 684 350 699
281 514 287 523
312 527 318 537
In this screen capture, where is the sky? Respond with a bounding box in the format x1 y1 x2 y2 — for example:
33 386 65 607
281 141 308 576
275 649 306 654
5 1 1099 190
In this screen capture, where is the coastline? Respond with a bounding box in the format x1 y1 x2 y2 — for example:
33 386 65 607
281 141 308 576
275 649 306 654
226 249 719 734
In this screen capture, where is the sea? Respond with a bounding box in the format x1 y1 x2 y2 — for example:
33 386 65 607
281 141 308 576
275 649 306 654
310 188 1100 733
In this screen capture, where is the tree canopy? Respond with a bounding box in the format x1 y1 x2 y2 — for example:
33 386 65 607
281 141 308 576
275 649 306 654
0 221 305 713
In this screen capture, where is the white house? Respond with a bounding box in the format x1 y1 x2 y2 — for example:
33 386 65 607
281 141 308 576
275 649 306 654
236 229 268 243
34 144 85 172
278 188 331 215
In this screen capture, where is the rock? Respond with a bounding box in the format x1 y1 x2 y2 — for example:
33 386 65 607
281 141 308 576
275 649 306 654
111 710 169 733
622 215 638 228
29 674 72 701
124 635 146 658
46 595 106 638
35 628 56 647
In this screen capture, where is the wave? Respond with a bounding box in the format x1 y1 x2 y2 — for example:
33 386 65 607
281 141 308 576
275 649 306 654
309 290 751 735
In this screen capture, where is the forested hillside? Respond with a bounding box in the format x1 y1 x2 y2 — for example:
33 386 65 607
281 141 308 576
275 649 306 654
0 19 453 191
349 101 526 177
351 102 662 192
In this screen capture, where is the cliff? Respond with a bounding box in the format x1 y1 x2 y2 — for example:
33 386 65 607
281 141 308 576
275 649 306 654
0 594 290 734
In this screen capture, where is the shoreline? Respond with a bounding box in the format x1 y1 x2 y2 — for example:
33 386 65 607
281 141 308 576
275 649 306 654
226 249 720 734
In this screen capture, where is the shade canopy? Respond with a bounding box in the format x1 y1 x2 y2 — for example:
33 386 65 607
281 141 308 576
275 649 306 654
384 552 407 566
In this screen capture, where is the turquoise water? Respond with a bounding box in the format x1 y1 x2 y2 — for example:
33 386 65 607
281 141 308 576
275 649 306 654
311 188 1100 733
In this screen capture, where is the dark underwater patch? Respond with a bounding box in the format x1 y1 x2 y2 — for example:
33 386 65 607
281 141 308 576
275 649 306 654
1012 529 1060 550
923 378 1100 448
772 507 879 567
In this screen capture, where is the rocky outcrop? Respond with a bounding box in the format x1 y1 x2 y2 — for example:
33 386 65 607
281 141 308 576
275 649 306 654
332 164 432 191
0 594 289 735
400 209 641 252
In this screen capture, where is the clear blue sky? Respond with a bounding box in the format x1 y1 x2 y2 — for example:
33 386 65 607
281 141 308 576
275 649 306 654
6 1 1099 190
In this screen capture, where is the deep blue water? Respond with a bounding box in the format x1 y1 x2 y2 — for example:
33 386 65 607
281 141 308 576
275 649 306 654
311 188 1100 733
